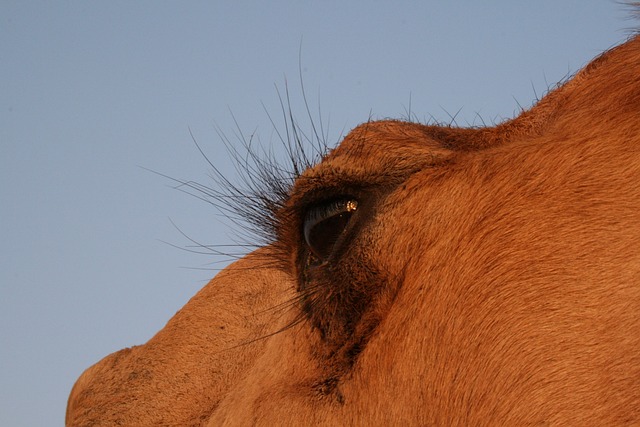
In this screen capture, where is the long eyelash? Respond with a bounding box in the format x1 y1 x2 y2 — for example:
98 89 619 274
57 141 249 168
152 81 333 273
202 83 331 260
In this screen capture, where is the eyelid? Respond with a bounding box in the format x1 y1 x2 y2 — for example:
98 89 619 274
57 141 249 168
303 199 358 244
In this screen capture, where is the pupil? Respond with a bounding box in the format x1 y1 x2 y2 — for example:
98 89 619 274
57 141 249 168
307 211 353 260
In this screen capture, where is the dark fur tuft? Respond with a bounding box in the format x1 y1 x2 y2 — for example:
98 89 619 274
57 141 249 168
162 83 332 270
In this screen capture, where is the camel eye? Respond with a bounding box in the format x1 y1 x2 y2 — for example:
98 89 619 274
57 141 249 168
303 198 358 261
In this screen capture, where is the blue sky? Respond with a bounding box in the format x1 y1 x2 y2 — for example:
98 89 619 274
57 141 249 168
1 2 629 425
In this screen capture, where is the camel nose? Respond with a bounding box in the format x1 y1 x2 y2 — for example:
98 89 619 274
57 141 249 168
66 347 135 426
65 248 294 427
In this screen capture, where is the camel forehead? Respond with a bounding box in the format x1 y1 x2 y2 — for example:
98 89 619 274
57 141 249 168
298 120 454 191
327 120 450 163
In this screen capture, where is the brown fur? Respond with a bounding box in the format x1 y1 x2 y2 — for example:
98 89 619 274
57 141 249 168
67 36 640 426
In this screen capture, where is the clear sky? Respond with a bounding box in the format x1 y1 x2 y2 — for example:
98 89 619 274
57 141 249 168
1 2 631 425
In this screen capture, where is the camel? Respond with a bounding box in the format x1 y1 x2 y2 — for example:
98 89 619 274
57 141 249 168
67 35 640 426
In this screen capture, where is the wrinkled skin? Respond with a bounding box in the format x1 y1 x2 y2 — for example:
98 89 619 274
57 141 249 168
67 36 640 426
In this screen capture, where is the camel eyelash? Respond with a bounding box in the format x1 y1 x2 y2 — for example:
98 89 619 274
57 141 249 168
174 96 333 270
